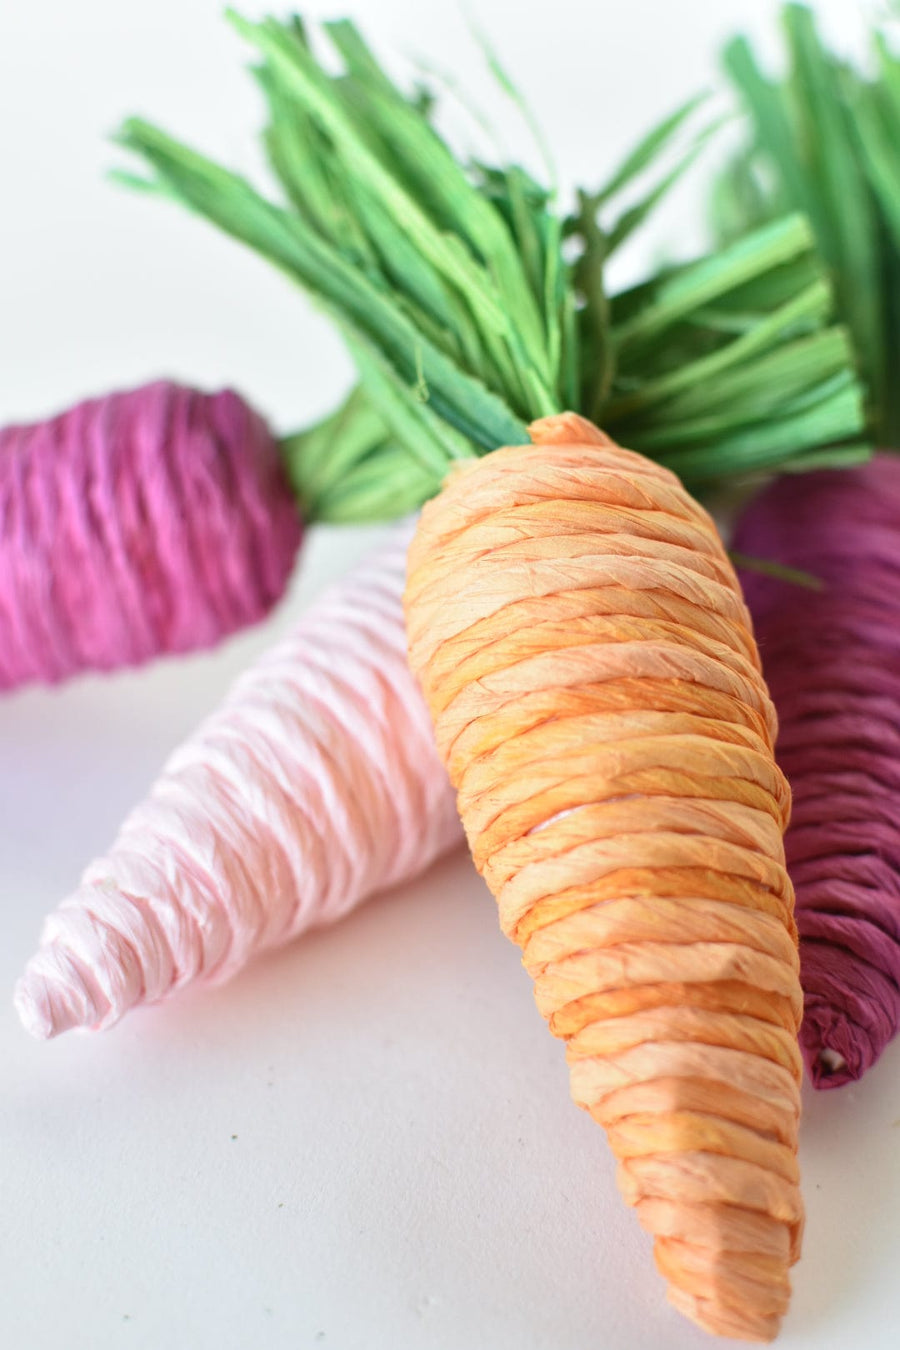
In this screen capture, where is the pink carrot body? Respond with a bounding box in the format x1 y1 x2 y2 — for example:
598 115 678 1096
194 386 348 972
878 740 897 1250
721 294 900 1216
15 527 463 1038
735 455 900 1087
0 381 302 690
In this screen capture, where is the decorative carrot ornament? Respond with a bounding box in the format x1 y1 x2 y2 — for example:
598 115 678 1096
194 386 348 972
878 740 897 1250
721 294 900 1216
100 9 873 1337
0 337 427 690
407 414 804 1341
719 3 900 1086
15 524 462 1037
0 381 301 689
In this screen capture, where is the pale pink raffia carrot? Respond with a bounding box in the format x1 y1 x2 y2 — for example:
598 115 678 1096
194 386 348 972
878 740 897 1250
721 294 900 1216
15 525 462 1038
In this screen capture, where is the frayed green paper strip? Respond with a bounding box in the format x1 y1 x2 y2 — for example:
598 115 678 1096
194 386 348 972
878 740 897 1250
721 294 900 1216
718 2 900 446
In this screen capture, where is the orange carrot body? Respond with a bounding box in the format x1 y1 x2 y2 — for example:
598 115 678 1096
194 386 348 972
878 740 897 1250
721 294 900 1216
405 414 803 1342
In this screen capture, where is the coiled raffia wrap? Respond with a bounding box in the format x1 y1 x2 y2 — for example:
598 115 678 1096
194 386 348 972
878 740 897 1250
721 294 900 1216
735 454 900 1088
0 381 302 690
405 414 804 1342
15 525 462 1038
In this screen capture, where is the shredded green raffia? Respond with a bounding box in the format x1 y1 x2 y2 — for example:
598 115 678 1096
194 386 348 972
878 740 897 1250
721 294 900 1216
717 2 900 445
728 551 824 592
115 10 871 522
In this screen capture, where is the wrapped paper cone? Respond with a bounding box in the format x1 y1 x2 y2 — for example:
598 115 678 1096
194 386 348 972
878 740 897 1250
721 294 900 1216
405 414 804 1342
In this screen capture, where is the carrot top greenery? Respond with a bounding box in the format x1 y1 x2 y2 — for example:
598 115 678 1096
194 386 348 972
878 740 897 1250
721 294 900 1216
115 10 869 523
717 1 900 445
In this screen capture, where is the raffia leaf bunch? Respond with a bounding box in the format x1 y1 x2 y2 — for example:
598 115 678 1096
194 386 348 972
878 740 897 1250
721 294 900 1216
116 10 869 522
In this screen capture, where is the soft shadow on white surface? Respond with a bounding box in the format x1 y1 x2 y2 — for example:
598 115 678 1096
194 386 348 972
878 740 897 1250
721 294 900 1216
5 813 900 1350
0 845 693 1350
790 1044 900 1339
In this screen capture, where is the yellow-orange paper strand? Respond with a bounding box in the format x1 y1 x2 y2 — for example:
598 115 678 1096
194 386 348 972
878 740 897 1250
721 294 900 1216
405 414 803 1343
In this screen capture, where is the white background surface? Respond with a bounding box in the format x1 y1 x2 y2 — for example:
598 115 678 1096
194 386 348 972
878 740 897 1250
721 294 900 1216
2 2 899 1348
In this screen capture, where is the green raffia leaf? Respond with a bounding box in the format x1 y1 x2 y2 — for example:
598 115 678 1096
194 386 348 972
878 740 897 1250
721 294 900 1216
470 20 558 190
115 10 870 522
282 388 435 522
612 215 816 352
603 117 728 255
226 10 556 416
604 285 835 422
114 119 525 456
728 552 824 591
281 386 384 508
590 93 711 207
570 93 724 419
776 441 872 471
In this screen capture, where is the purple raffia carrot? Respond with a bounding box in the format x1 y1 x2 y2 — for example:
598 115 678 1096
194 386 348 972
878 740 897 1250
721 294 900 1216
0 380 302 690
718 9 900 1087
734 456 900 1088
14 524 463 1038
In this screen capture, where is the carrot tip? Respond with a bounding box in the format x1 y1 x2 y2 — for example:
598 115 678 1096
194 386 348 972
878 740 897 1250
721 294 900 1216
14 955 101 1039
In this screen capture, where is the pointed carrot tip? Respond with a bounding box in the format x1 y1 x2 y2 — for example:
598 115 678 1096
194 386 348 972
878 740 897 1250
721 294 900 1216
800 996 868 1088
804 1034 858 1090
14 972 69 1040
13 951 105 1040
666 1283 783 1342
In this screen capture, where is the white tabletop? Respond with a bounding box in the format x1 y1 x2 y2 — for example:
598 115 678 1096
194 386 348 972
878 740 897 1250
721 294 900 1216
2 3 897 1348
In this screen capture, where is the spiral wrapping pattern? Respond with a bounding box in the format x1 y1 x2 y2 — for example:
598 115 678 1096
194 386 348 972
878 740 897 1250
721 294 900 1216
735 454 900 1088
0 381 302 689
406 414 803 1341
15 525 463 1037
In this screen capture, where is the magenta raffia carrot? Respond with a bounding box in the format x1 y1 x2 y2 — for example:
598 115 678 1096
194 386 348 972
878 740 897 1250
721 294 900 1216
0 381 302 689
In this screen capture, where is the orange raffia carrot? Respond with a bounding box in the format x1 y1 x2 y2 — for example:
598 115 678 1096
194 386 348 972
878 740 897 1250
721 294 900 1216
405 414 803 1342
